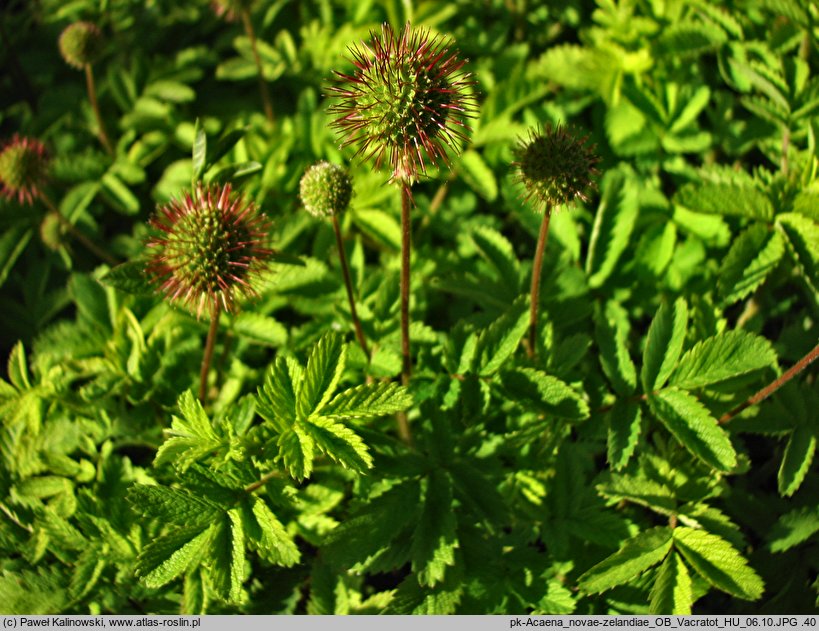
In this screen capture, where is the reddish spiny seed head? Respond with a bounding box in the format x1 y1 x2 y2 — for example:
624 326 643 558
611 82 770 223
299 161 353 218
58 21 104 69
146 183 273 317
0 135 49 205
513 124 599 210
328 22 476 184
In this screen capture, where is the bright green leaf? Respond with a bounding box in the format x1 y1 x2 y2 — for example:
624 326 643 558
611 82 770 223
649 388 737 471
673 527 764 601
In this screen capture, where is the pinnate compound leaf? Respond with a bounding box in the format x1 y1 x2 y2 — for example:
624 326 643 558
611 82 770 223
250 498 300 566
649 551 693 615
302 416 373 474
127 484 221 527
670 330 777 389
778 426 816 497
718 224 784 305
321 382 412 421
297 332 346 419
412 470 458 587
323 480 422 568
136 525 213 589
673 527 764 601
154 390 222 470
474 298 528 376
649 388 737 471
607 400 642 471
578 527 673 594
769 506 819 552
641 298 688 392
595 301 637 395
501 368 589 420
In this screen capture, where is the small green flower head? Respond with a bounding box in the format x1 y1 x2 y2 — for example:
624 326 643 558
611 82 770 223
58 21 104 69
146 183 273 317
0 135 49 205
329 22 475 184
514 124 599 209
299 161 353 218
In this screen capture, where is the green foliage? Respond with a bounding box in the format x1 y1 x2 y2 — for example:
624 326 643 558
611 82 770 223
0 0 816 617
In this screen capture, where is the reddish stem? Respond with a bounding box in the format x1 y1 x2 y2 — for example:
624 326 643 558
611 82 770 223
527 204 552 359
241 8 274 124
332 214 370 360
719 341 819 425
397 182 413 446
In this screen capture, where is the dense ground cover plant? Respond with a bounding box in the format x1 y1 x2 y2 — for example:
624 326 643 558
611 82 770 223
0 0 817 615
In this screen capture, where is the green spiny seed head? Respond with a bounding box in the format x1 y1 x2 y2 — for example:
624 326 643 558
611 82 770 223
146 183 273 317
514 124 599 210
58 21 104 69
0 135 49 205
329 23 475 184
299 161 353 218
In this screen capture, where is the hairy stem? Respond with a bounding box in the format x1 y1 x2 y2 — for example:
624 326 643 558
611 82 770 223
241 8 274 124
41 193 119 265
84 64 113 154
527 204 552 359
198 305 221 403
719 341 819 425
397 182 413 446
332 214 370 360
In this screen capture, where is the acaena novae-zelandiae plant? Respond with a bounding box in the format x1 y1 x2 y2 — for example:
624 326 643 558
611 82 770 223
0 134 117 265
328 22 476 442
300 161 371 361
145 182 273 403
58 21 113 155
514 124 599 360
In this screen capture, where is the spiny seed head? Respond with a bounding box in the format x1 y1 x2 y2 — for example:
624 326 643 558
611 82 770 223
328 22 476 185
0 135 49 205
299 161 353 218
146 183 273 317
514 124 599 210
58 21 104 69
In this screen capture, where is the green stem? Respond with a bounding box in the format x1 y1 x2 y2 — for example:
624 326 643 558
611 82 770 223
199 304 221 403
41 193 119 265
397 182 413 446
527 203 552 359
719 341 819 425
332 214 370 360
241 8 274 124
85 64 113 154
